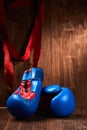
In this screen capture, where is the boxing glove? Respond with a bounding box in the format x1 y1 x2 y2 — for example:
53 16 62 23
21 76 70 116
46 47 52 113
39 84 76 117
6 67 44 119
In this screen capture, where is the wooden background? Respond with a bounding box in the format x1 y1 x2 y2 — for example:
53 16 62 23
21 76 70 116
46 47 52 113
0 0 87 116
39 0 87 114
0 0 87 130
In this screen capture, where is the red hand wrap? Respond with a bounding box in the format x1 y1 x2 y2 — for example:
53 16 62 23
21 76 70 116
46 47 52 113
0 0 44 90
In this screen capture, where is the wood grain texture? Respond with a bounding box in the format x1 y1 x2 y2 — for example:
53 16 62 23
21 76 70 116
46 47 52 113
0 0 87 120
0 108 87 130
38 0 87 113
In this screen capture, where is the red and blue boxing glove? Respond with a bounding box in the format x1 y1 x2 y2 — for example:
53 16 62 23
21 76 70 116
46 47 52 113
6 68 44 119
40 84 76 117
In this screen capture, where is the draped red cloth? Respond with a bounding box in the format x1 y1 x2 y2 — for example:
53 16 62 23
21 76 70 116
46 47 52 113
0 0 44 91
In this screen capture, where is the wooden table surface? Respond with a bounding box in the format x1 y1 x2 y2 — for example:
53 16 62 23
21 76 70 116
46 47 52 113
0 107 87 130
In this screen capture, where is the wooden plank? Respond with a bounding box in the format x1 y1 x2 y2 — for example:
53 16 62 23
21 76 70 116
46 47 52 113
31 116 47 130
0 108 87 130
4 116 22 130
47 119 62 130
0 108 10 130
61 119 77 130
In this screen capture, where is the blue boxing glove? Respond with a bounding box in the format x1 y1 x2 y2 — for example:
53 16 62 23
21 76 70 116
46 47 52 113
6 68 44 119
39 84 76 117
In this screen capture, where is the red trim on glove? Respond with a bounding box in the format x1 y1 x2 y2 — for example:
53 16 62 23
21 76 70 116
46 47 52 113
20 80 36 100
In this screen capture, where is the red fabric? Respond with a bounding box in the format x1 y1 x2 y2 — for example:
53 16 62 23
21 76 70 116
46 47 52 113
8 0 32 9
0 0 44 91
3 42 14 90
0 1 6 27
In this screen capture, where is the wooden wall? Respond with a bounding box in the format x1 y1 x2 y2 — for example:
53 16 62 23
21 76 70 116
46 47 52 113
38 0 87 113
0 0 87 115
